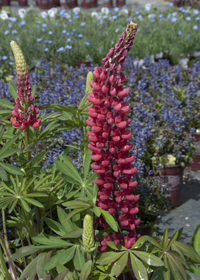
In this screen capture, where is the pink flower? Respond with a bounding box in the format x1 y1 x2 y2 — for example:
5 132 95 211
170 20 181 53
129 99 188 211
87 21 141 251
10 41 41 130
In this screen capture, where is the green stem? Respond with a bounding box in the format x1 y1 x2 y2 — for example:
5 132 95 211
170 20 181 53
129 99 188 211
78 113 86 158
2 209 8 252
0 245 12 280
25 126 31 164
0 232 17 280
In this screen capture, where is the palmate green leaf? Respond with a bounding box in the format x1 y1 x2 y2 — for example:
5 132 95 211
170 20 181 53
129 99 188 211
40 104 78 114
132 251 164 267
73 247 86 271
107 242 119 251
39 121 59 139
57 206 75 233
171 243 186 261
151 267 164 280
61 229 83 239
8 199 18 213
167 253 181 280
0 148 19 159
0 162 25 176
0 99 14 109
191 224 200 256
111 252 128 277
96 252 125 266
0 135 19 154
101 209 118 232
174 241 200 263
36 251 52 279
9 82 17 99
54 269 70 280
0 197 16 209
80 260 93 280
163 255 170 280
60 174 79 185
0 166 8 181
170 251 189 269
23 198 44 208
130 253 148 280
34 175 52 190
44 218 67 236
32 234 72 247
55 160 82 184
19 255 38 280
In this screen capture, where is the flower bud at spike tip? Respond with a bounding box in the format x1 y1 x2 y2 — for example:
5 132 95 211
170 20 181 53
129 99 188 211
82 214 95 252
87 21 140 252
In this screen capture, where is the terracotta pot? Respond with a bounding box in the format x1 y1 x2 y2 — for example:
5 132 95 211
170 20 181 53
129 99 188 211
18 0 27 6
162 165 183 208
116 0 125 7
103 0 112 7
77 61 92 68
81 0 91 8
3 0 11 5
38 0 49 8
189 133 200 171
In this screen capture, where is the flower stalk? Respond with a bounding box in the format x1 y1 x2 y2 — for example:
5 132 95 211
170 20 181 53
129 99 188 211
87 21 141 251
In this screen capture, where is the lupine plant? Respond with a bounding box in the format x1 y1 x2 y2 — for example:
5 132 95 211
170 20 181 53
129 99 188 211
0 22 200 280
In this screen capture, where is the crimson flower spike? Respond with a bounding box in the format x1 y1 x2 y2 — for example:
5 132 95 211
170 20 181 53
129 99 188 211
86 21 141 251
10 41 41 130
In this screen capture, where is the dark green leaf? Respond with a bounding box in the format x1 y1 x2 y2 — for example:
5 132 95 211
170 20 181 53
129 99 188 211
130 253 148 280
132 251 164 267
73 247 86 271
101 209 118 232
62 229 83 238
43 250 69 271
20 199 30 212
146 236 163 250
57 246 76 265
0 148 19 158
32 235 72 247
174 241 200 263
32 85 36 97
0 166 8 181
19 256 38 280
83 149 91 181
80 260 93 280
57 206 75 233
24 198 44 208
167 253 181 280
11 246 41 260
0 135 19 154
163 255 170 280
191 224 200 256
0 163 25 176
62 208 87 223
36 251 52 279
161 228 169 250
166 231 179 250
55 159 82 184
44 218 67 236
54 268 69 280
111 252 128 277
0 99 14 109
169 254 187 280
96 252 125 266
9 82 17 99
31 151 45 166
176 227 184 241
